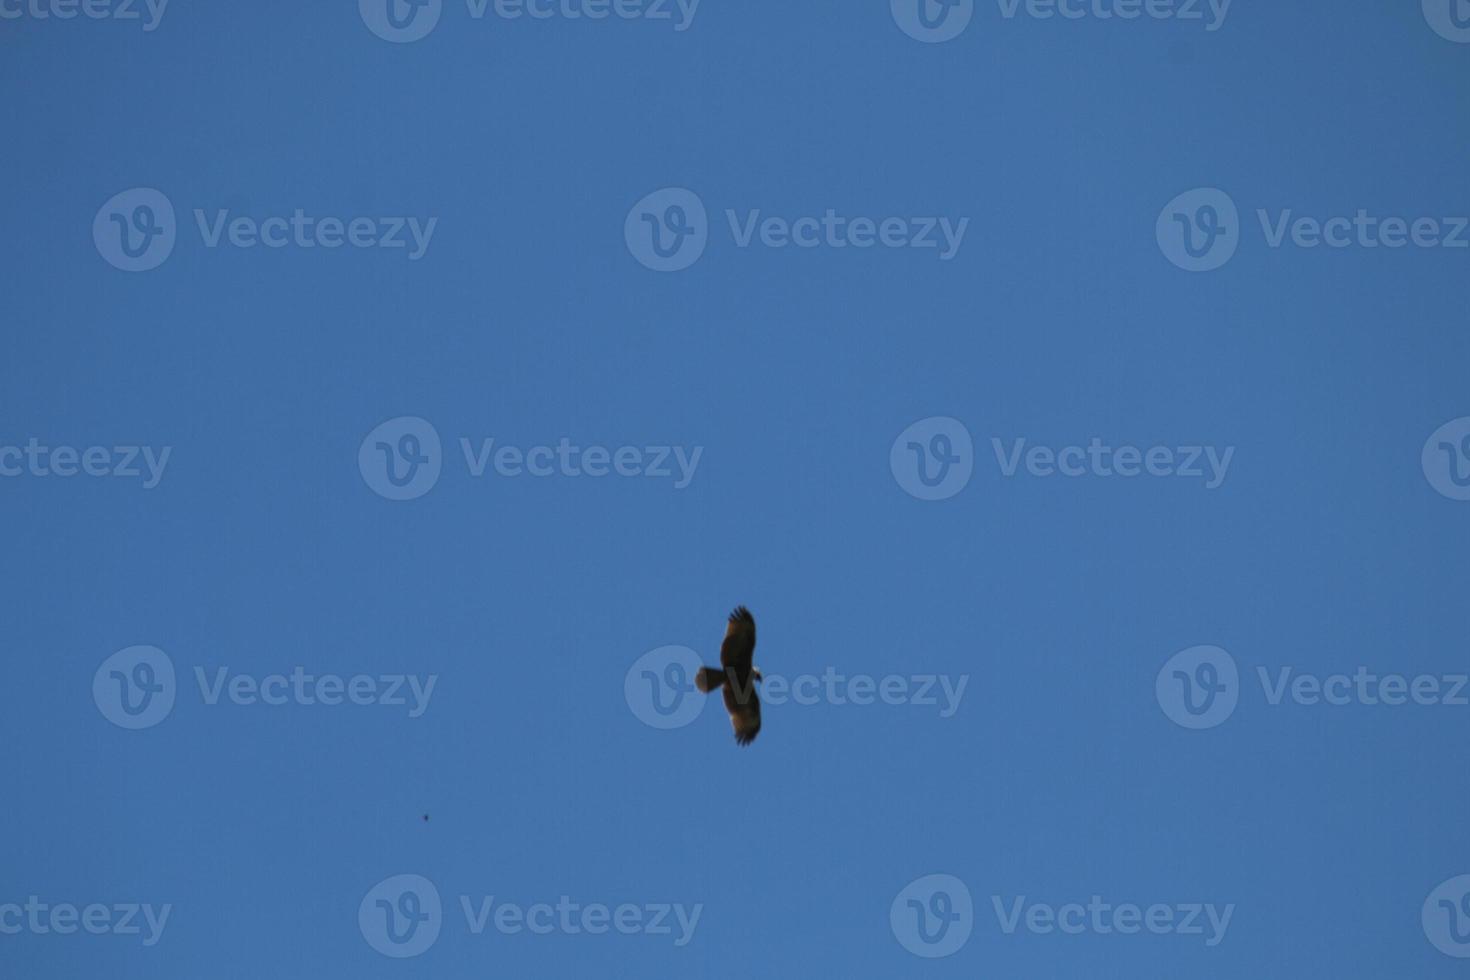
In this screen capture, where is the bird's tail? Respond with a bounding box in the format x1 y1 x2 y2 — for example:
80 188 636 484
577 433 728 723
695 666 726 693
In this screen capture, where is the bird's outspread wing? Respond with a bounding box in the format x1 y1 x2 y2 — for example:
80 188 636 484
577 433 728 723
723 682 760 745
720 606 756 673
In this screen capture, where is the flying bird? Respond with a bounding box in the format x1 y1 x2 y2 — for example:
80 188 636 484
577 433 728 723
695 606 762 745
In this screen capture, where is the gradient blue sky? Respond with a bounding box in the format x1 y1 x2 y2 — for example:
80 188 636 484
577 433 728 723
3 2 1470 977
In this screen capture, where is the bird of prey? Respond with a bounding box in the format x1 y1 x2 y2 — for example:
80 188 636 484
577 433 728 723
695 606 762 745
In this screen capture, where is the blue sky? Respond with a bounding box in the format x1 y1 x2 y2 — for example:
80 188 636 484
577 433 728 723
3 2 1470 977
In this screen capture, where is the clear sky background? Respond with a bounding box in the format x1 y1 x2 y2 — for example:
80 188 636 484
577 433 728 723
3 2 1470 977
